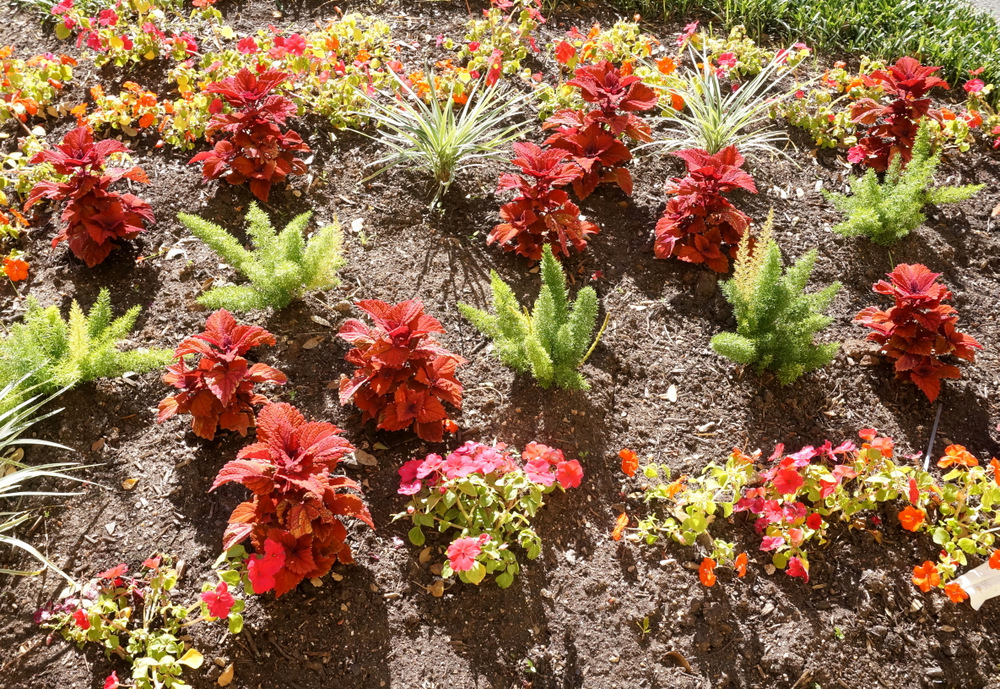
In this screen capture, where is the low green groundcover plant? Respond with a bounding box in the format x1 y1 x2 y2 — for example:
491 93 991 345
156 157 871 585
458 243 603 390
178 202 345 311
825 120 983 244
36 555 244 689
396 440 583 587
711 212 840 383
0 289 171 408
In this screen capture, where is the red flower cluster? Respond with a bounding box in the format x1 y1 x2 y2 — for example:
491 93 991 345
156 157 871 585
211 403 373 597
654 146 757 272
338 299 464 442
488 142 599 260
855 264 981 401
25 126 154 267
190 69 309 202
398 440 584 495
158 310 287 440
543 60 657 198
848 57 948 171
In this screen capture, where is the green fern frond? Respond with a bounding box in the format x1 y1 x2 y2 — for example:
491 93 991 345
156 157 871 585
179 203 346 312
458 244 601 390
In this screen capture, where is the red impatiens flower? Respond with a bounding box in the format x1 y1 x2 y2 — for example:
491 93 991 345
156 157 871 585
773 468 804 495
158 310 286 440
908 477 920 505
944 582 969 603
786 556 809 582
338 300 464 442
201 582 235 619
654 146 757 273
246 538 286 594
912 560 940 592
97 563 128 580
898 506 926 532
619 448 638 477
856 264 980 401
806 512 823 530
555 458 584 489
989 550 1000 570
734 552 748 578
103 672 120 689
698 557 717 587
2 256 28 281
72 609 90 630
447 536 484 572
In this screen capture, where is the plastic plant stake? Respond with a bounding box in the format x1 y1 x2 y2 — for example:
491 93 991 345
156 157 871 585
955 561 1000 610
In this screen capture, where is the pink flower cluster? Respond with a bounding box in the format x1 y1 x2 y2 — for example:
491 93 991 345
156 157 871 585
398 441 583 495
447 534 492 571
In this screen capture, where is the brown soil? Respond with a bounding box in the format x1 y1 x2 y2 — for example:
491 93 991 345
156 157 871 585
1 2 1000 688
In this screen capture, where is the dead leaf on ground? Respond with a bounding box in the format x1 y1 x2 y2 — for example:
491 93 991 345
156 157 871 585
121 478 139 490
217 663 234 687
354 449 378 466
427 580 445 597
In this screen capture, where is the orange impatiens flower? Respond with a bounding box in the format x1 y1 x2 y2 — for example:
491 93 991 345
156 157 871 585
2 256 28 281
898 506 926 532
619 448 638 477
699 557 716 587
912 561 940 592
938 444 979 469
656 56 676 75
734 552 748 578
944 582 969 603
611 512 628 541
991 458 1000 487
663 475 687 499
989 550 1000 570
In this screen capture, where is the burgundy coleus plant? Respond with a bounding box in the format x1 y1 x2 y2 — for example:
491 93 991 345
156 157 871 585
211 402 373 597
25 126 154 267
338 299 464 443
542 60 657 199
848 57 949 171
855 263 981 401
654 146 757 272
190 68 309 202
158 309 286 440
488 142 599 260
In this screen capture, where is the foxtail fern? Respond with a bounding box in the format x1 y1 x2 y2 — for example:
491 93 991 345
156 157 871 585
711 211 840 383
458 244 601 390
178 203 346 311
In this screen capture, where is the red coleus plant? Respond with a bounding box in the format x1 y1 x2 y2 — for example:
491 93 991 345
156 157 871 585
211 402 373 597
855 264 981 401
158 309 287 440
25 126 154 267
338 299 464 442
542 60 657 199
848 57 949 171
654 146 757 272
488 142 599 260
190 69 309 202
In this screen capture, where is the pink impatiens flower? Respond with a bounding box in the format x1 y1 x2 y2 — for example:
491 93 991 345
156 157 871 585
103 673 120 689
847 146 867 164
447 536 483 571
555 460 584 489
201 582 235 619
786 556 809 582
247 538 286 594
964 79 985 93
524 458 555 486
237 36 258 54
760 535 785 551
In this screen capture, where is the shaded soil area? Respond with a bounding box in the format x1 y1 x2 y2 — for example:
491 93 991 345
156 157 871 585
2 1 1000 688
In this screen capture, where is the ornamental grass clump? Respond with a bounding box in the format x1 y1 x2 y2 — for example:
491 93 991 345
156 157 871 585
337 299 464 442
158 310 286 440
711 211 841 383
458 243 601 390
825 120 983 245
211 403 373 597
396 440 583 587
0 288 170 408
358 69 530 208
855 263 980 401
178 203 345 311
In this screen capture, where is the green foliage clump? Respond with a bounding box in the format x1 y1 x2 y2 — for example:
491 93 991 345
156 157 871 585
711 212 840 384
458 244 601 390
825 121 983 245
178 203 346 311
0 289 171 404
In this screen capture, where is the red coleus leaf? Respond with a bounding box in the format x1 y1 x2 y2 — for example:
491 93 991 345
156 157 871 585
338 300 465 442
654 146 756 273
214 404 371 597
26 126 153 266
190 69 309 202
855 264 980 401
158 310 286 440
